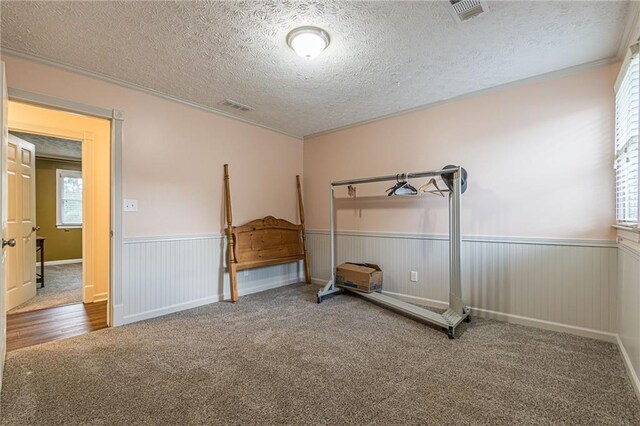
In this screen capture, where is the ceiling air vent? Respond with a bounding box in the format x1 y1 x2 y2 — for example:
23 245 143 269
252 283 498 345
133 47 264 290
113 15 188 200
449 0 489 23
221 98 254 112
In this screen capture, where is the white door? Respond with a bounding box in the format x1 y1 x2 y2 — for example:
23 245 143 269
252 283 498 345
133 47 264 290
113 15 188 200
5 133 36 311
20 139 36 306
0 61 9 390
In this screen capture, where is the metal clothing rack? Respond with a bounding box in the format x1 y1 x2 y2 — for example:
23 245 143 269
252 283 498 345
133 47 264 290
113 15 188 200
316 167 470 339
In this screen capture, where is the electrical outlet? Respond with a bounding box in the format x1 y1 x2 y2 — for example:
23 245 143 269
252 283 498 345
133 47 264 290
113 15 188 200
410 271 418 282
244 270 249 277
123 199 138 212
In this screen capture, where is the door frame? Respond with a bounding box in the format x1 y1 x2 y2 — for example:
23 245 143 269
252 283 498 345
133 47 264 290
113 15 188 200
7 88 123 327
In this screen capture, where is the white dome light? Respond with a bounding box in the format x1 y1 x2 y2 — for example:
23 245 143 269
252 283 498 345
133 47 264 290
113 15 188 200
287 26 330 59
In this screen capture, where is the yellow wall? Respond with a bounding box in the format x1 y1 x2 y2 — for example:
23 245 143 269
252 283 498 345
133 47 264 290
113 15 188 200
35 158 82 262
8 101 110 303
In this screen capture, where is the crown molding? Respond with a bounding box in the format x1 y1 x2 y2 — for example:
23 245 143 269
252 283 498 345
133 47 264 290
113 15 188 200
617 1 640 60
1 47 619 142
304 56 618 140
0 48 303 140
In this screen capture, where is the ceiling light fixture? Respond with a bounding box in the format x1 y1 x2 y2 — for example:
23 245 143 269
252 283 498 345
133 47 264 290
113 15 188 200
287 26 330 59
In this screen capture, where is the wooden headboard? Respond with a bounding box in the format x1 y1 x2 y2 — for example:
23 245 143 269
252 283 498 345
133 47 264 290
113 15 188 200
233 216 305 270
223 164 311 303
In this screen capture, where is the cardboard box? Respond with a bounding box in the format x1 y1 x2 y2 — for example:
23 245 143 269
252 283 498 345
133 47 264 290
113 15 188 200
336 263 383 293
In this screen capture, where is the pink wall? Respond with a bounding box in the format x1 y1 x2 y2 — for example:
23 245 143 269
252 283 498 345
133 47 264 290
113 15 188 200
1 53 619 240
304 63 620 240
3 54 303 237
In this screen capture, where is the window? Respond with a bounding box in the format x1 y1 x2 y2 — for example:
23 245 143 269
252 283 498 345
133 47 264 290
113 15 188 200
615 44 640 226
56 169 83 228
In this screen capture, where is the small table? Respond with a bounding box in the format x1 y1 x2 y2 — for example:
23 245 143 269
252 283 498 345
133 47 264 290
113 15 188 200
36 237 45 288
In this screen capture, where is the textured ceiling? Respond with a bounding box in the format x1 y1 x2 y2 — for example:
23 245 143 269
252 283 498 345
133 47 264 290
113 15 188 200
0 1 631 138
10 131 81 160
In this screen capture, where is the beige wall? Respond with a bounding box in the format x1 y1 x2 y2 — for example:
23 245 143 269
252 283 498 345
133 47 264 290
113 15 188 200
303 63 619 241
35 158 82 262
3 54 304 238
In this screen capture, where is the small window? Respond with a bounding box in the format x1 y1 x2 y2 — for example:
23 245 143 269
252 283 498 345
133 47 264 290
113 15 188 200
56 169 82 228
615 44 640 226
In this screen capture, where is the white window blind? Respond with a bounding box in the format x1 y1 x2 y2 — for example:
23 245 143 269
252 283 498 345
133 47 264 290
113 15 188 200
615 45 640 225
57 169 82 227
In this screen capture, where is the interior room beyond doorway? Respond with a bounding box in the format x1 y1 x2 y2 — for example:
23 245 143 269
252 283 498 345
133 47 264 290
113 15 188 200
5 100 111 349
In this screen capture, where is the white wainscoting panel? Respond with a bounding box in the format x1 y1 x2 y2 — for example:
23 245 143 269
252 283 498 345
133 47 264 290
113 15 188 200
114 235 303 325
307 230 618 340
618 242 640 399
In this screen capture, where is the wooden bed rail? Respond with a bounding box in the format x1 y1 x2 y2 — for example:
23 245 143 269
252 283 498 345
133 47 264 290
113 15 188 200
223 164 239 303
297 175 312 284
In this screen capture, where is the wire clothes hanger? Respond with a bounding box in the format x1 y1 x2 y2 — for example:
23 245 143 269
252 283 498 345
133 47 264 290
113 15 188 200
386 173 418 196
386 166 468 198
347 185 357 200
419 178 446 197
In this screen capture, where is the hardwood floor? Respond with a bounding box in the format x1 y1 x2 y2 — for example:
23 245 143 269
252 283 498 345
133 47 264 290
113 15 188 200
7 301 108 352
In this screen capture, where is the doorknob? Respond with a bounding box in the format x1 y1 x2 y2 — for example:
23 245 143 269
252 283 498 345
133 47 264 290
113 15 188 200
27 226 40 238
2 238 16 248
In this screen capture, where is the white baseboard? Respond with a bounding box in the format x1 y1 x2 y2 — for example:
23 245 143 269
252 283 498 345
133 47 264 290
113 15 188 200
115 295 220 326
235 277 301 299
114 277 299 327
93 292 108 303
83 284 93 304
617 335 640 402
471 306 618 343
385 290 617 342
382 290 450 311
36 258 82 267
311 277 326 286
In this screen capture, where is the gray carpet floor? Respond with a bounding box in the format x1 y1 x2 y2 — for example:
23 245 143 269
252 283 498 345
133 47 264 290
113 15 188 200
1 283 639 425
8 263 82 314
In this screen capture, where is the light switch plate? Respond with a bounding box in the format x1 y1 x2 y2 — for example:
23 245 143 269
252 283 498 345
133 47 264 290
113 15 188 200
123 199 138 212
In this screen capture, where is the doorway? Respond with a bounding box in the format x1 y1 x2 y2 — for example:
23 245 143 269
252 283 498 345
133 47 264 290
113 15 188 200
7 131 83 313
5 100 111 350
